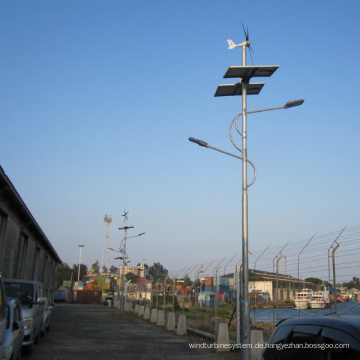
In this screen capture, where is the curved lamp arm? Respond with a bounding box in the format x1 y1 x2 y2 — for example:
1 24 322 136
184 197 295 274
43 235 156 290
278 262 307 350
188 137 257 188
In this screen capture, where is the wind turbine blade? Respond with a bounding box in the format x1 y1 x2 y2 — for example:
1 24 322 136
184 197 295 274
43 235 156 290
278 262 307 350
242 23 246 36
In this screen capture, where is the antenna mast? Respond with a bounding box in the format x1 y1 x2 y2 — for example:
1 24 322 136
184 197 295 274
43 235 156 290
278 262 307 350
102 215 112 273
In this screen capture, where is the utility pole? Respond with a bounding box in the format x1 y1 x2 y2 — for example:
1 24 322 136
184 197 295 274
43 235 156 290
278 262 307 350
118 211 134 312
77 245 84 282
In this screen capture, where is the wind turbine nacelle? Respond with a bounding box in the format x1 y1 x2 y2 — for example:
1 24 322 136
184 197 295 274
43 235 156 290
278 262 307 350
227 39 251 50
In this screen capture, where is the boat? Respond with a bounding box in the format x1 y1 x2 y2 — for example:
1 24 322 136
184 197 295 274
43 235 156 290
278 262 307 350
293 289 313 309
309 291 330 309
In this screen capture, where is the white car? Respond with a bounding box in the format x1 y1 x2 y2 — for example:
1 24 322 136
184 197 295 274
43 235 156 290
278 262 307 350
4 279 46 353
41 298 54 336
2 298 24 360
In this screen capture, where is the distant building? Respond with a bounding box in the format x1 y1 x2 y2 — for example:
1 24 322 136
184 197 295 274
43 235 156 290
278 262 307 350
118 264 147 278
0 166 61 301
220 269 318 301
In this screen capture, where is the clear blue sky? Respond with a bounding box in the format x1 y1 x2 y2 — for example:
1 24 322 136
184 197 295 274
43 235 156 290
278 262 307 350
1 1 360 277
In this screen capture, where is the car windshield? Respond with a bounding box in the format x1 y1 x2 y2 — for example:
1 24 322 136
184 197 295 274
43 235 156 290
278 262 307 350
4 282 34 306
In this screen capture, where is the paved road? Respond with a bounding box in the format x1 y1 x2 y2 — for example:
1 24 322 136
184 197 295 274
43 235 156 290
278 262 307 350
24 303 236 360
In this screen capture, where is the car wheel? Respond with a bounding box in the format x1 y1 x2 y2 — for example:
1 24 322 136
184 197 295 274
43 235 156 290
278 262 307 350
22 343 34 355
34 329 41 344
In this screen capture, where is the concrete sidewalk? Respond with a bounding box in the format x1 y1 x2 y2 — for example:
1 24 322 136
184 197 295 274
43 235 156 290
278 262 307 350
25 303 239 359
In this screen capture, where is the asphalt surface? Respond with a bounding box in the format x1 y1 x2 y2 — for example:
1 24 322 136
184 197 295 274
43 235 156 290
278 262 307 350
24 303 238 360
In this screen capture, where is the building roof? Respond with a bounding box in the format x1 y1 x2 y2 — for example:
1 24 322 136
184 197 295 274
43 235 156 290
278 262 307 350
0 165 61 263
223 269 317 286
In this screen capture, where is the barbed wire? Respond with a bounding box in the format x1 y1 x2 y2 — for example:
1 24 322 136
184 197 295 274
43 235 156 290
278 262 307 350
170 225 360 285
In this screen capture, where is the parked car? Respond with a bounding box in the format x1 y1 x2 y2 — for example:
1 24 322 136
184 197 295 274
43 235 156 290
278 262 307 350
259 315 360 360
0 276 6 358
2 298 24 360
4 280 46 353
41 298 53 336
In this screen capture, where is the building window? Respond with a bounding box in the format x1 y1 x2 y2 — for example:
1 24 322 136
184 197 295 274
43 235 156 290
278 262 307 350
32 247 41 280
0 213 8 273
16 234 29 279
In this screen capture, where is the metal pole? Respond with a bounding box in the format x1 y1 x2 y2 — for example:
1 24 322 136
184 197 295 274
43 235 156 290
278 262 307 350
172 277 176 312
125 279 131 307
77 245 84 282
223 254 236 275
236 260 242 345
215 267 220 329
163 277 168 312
253 245 270 323
276 255 283 321
240 42 251 360
297 233 316 317
156 282 159 310
120 227 127 312
183 282 185 313
328 247 331 312
195 268 203 329
332 243 340 315
328 226 346 312
272 243 288 323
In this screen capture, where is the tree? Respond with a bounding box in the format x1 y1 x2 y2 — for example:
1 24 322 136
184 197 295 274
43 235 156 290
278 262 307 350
102 265 108 273
92 261 100 274
305 277 323 285
91 278 102 291
183 274 192 287
56 263 73 282
110 265 118 274
72 264 88 282
343 277 360 290
125 272 139 283
148 262 168 283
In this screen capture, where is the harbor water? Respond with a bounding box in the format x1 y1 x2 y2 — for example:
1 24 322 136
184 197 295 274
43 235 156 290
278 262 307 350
251 302 360 323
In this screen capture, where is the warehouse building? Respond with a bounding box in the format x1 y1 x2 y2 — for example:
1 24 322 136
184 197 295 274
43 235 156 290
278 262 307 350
0 166 61 301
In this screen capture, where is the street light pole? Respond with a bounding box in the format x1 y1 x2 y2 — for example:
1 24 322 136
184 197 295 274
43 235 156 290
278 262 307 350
241 42 250 352
77 245 84 282
118 211 134 312
189 36 303 358
235 260 242 345
112 228 144 310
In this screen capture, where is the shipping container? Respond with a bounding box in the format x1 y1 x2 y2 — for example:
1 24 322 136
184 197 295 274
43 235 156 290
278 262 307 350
219 286 229 293
100 283 110 291
214 277 229 287
69 290 102 303
137 277 146 286
62 280 72 290
220 277 229 286
55 289 66 302
204 277 213 286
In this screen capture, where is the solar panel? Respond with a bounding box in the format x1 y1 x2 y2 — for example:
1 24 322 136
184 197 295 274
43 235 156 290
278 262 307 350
214 83 265 97
223 66 279 80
